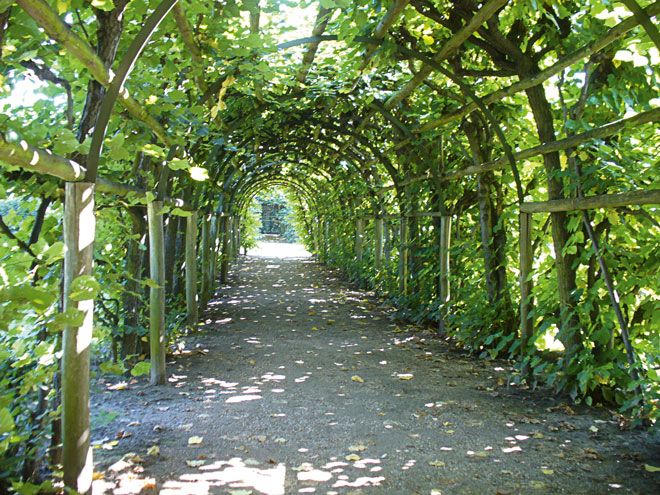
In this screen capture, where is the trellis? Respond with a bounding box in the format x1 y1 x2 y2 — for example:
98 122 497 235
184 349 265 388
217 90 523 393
0 0 658 493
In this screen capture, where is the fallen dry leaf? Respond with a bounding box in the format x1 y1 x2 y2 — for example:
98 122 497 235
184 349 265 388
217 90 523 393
146 445 160 456
348 444 367 452
351 375 365 383
186 460 205 468
429 460 446 467
188 436 203 446
397 373 414 380
345 454 361 461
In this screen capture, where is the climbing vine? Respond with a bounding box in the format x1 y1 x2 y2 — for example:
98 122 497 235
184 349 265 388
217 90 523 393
0 0 658 491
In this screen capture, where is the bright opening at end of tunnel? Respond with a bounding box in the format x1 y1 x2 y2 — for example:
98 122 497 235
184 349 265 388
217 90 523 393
242 186 312 259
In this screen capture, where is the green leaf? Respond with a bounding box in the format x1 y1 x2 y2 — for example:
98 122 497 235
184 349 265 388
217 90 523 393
168 158 190 171
131 361 151 377
52 128 80 155
171 207 193 217
68 275 100 301
0 408 14 435
190 166 209 181
91 0 115 11
100 361 126 376
50 308 85 331
41 241 65 265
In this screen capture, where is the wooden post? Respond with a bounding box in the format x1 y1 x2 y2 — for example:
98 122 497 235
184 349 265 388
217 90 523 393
185 211 198 328
200 214 211 306
62 182 95 495
209 213 220 291
438 215 451 335
355 218 364 262
234 215 241 256
147 201 166 386
519 212 534 355
164 214 178 295
220 215 230 283
398 216 408 294
374 216 383 268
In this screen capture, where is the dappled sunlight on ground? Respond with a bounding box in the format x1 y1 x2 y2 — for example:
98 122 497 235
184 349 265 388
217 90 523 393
91 253 659 494
247 241 311 259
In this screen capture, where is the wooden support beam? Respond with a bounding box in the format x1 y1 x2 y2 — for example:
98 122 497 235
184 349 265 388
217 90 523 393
387 108 660 189
417 1 660 132
398 216 408 294
0 135 83 181
519 212 533 355
0 137 191 209
200 214 211 307
147 201 167 386
209 213 220 292
374 216 383 268
16 0 172 145
220 215 230 283
438 215 451 335
385 0 508 109
62 182 95 495
520 189 660 213
185 211 199 328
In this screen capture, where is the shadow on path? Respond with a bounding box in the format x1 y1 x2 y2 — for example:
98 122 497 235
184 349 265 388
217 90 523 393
92 247 659 494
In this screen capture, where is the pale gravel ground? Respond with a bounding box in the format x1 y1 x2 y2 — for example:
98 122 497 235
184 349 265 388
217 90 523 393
92 242 659 495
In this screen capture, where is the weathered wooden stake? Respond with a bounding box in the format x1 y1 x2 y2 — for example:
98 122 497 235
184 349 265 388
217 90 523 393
147 201 166 385
200 215 211 306
185 211 198 328
220 215 230 283
519 212 534 355
209 213 219 290
62 182 95 495
374 216 383 268
398 216 409 294
438 215 451 335
355 218 364 262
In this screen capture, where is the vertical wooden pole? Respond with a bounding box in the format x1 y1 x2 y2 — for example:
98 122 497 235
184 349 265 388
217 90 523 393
519 212 533 356
200 214 211 306
355 218 364 263
398 215 408 294
228 215 236 258
221 215 230 283
438 215 451 335
374 216 383 269
185 211 198 328
234 215 241 256
147 201 166 386
62 182 95 495
164 214 178 295
209 213 219 291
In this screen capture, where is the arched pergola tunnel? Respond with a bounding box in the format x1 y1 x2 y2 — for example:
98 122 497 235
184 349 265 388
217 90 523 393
0 0 659 492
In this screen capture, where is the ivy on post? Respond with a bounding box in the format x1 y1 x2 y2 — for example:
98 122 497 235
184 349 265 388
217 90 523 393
186 211 199 328
147 201 167 385
62 182 95 495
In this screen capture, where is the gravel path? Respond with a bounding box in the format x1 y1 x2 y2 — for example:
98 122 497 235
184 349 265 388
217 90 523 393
93 246 659 495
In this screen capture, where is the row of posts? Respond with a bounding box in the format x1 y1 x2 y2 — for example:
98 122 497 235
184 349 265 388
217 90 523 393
315 212 529 343
62 184 242 493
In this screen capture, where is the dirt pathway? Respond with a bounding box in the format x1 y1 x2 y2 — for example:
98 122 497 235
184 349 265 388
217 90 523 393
93 247 659 495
